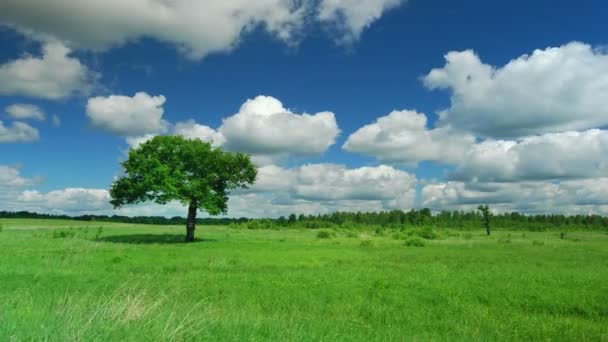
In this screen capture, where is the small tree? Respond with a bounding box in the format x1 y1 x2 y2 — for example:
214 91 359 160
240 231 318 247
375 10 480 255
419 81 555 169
110 136 257 242
477 204 491 236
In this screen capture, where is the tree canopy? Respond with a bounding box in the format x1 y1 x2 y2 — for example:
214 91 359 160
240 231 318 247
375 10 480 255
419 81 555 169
110 135 257 241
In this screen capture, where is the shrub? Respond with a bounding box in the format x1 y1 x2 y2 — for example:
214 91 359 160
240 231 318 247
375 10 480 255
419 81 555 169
360 239 374 247
374 227 386 236
344 231 358 238
463 233 473 240
419 227 439 240
317 230 333 239
532 240 544 246
404 236 425 247
391 232 406 240
403 227 439 240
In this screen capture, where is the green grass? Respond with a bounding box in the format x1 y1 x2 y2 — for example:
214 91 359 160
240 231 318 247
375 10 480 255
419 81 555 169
1 219 607 341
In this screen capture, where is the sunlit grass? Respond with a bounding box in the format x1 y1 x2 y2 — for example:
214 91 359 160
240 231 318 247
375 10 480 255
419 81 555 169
1 219 607 340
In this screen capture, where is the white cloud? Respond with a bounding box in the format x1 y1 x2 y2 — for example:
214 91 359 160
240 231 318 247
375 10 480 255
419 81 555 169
86 92 169 137
249 163 417 211
423 42 608 138
16 188 111 212
0 165 38 189
219 95 340 157
173 120 225 146
343 109 475 165
318 0 404 42
0 41 94 99
451 129 608 182
5 104 45 121
0 120 39 143
1 163 416 217
344 109 608 182
422 178 608 215
121 95 340 161
0 1 404 60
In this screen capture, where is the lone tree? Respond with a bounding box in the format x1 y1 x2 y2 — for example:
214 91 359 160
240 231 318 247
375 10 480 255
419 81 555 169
477 204 491 236
110 136 257 242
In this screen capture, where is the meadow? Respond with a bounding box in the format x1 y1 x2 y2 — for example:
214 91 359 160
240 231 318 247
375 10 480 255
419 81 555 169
0 218 607 341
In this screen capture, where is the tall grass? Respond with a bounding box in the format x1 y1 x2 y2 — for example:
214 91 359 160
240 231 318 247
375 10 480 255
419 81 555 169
0 218 607 340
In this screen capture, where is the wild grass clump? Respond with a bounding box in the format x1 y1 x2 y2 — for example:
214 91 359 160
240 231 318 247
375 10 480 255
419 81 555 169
403 227 439 240
359 239 374 247
316 230 333 239
344 230 358 238
391 232 406 240
463 233 474 240
532 240 544 246
374 227 386 236
404 236 425 247
52 228 79 239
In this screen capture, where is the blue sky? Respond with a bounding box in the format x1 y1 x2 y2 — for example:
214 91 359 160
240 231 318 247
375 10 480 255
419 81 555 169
1 0 608 217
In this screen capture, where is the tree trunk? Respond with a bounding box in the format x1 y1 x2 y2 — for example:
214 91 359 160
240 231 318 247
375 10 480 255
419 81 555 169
186 203 197 242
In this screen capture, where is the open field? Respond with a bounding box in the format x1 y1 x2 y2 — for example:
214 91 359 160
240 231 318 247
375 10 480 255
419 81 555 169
1 219 607 341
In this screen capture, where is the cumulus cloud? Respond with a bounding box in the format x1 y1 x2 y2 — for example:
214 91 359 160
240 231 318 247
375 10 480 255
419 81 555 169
317 0 405 43
423 42 608 138
249 163 417 211
0 41 94 99
5 104 45 121
17 188 111 212
343 109 474 165
121 95 339 162
0 165 38 189
86 92 169 137
1 163 416 217
173 120 226 146
0 1 404 59
422 178 608 215
0 120 39 143
219 95 340 157
450 129 608 182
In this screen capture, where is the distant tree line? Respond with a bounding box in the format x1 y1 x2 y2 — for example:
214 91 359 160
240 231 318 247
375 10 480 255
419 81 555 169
0 211 248 226
2 209 607 231
238 209 608 231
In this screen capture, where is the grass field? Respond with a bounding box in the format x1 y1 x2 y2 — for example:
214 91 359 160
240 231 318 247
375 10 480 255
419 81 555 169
1 219 607 341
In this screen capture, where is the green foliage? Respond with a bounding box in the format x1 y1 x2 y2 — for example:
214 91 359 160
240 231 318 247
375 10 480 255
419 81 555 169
403 227 439 240
359 239 374 247
404 236 426 247
478 204 491 235
316 230 333 239
110 136 257 214
0 223 3 233
532 240 544 246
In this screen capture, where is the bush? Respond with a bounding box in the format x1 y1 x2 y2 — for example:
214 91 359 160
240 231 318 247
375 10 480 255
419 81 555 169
317 230 333 239
403 227 439 240
374 227 386 236
463 233 473 240
391 232 406 240
344 230 358 238
360 239 374 247
404 236 425 247
532 240 544 246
